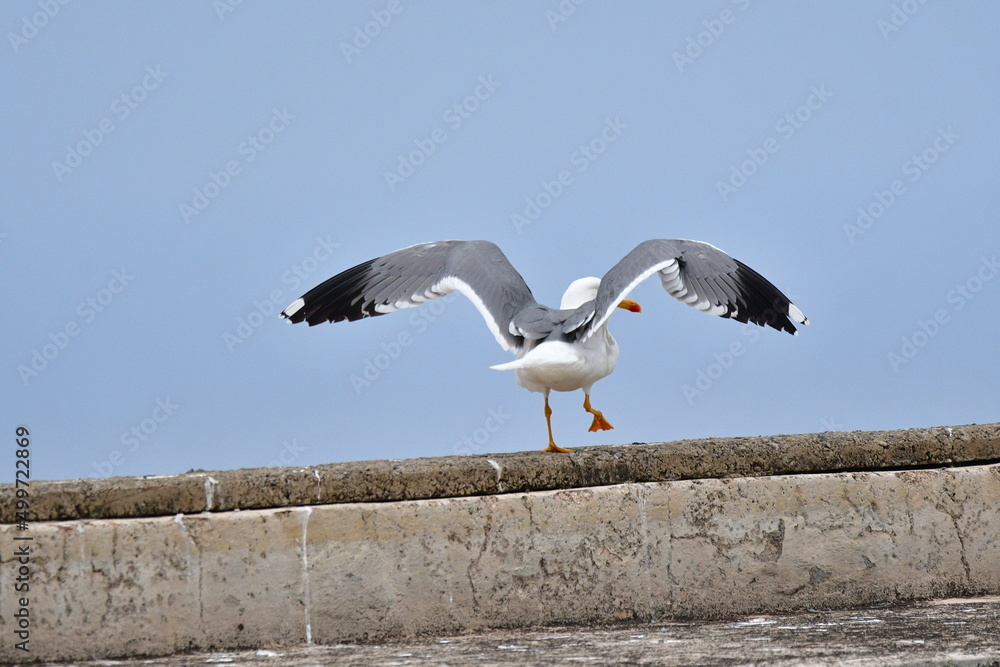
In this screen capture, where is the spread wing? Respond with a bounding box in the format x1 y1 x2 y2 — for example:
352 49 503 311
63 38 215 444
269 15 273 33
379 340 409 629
578 239 808 341
280 240 539 352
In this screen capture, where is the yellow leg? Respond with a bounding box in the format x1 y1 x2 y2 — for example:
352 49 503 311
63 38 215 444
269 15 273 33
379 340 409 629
541 394 574 453
584 394 614 432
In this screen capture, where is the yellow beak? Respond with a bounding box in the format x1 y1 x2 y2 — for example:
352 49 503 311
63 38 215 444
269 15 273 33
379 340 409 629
617 299 641 313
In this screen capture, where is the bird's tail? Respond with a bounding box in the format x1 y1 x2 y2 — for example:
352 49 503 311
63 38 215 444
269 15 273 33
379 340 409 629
489 359 524 372
491 341 580 372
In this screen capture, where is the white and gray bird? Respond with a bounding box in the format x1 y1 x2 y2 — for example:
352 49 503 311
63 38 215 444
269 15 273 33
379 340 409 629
280 239 808 453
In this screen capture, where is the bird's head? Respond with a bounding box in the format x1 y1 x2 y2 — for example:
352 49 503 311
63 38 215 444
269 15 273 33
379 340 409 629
561 277 641 313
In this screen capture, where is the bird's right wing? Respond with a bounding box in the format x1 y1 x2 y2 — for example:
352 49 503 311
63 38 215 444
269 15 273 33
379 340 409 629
578 239 808 341
280 240 538 352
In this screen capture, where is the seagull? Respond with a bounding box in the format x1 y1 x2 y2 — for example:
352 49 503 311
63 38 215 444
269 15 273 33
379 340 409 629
280 239 807 453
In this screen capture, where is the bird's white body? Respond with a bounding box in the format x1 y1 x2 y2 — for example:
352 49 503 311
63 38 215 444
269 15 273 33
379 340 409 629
490 277 619 394
495 331 619 394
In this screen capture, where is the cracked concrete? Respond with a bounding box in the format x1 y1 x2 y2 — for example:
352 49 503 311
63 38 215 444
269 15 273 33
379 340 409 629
2 458 999 663
58 598 1000 667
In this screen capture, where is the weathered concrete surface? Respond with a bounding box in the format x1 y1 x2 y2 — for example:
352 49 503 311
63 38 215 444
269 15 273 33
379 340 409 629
59 597 1000 666
2 422 998 523
2 462 998 663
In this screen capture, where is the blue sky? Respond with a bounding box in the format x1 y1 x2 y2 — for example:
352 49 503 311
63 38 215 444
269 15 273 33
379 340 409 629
3 2 998 483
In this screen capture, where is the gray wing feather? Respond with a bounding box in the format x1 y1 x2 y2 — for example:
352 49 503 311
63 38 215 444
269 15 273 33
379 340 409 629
581 239 808 340
280 240 538 352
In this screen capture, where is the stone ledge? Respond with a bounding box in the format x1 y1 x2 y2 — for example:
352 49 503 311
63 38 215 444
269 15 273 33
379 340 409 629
2 422 998 523
2 460 999 663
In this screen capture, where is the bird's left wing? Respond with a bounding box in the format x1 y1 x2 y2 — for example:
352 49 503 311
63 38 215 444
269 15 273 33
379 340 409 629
577 239 808 341
280 240 538 352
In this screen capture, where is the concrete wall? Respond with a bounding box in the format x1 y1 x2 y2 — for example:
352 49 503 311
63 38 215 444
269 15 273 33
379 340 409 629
1 423 999 663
